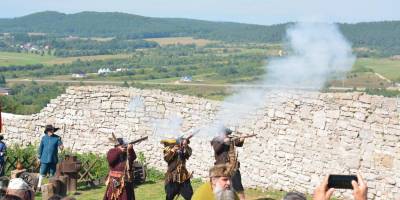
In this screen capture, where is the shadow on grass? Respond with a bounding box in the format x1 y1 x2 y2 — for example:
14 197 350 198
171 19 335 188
78 185 103 191
141 180 157 185
75 180 158 190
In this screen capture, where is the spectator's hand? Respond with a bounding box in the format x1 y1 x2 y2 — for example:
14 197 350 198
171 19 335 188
313 175 335 200
59 145 64 151
352 174 368 200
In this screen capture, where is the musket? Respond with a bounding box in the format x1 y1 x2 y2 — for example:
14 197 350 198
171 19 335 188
228 133 257 139
111 132 118 143
181 129 199 141
128 136 148 145
111 133 148 145
176 129 200 146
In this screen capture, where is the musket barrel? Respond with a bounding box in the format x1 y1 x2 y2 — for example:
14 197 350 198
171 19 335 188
229 134 257 139
242 134 257 138
129 136 149 145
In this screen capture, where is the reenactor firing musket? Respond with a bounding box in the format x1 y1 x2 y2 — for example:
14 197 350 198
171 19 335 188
105 133 139 200
160 129 200 146
161 130 198 200
210 127 252 200
111 132 149 146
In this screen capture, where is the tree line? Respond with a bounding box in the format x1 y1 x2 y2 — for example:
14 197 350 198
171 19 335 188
1 11 400 56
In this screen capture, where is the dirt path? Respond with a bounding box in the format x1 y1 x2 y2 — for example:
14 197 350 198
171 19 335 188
374 72 392 83
7 78 400 91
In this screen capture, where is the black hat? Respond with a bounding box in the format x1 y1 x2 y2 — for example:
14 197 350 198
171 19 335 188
44 125 60 133
115 138 127 147
224 128 233 135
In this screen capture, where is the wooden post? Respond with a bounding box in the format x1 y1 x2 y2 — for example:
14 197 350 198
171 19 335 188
58 175 68 197
48 176 67 197
41 183 55 200
65 173 78 193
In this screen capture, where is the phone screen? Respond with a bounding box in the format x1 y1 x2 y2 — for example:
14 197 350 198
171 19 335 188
328 175 358 189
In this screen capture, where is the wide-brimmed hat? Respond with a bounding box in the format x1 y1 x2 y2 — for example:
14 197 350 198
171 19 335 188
209 164 232 177
44 125 60 133
115 138 127 147
223 127 233 135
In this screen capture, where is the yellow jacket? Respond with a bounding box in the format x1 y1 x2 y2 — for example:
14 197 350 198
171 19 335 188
192 182 239 200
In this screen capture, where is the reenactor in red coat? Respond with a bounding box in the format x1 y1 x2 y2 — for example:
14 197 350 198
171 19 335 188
103 138 136 200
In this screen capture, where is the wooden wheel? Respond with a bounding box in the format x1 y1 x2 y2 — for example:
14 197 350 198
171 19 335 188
19 172 37 190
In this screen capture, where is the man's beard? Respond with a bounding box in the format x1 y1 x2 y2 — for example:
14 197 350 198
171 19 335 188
213 185 235 200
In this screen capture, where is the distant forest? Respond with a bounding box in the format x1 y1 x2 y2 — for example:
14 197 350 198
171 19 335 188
0 11 400 56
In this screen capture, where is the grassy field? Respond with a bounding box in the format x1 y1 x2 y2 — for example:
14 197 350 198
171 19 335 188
354 58 400 81
0 52 55 66
330 72 392 88
43 53 133 65
0 52 133 66
131 82 232 101
145 37 218 47
34 180 294 200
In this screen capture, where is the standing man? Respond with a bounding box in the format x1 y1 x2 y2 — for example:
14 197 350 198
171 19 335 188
0 135 6 176
103 138 136 200
211 128 246 200
37 124 63 190
163 137 193 200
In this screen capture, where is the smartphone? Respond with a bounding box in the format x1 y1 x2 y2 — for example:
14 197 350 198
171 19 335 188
328 175 358 189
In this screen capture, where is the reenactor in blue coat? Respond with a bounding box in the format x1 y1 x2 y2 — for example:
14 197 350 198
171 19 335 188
37 124 63 190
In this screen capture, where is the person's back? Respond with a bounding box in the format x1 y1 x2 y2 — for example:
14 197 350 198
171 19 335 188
2 194 23 200
47 195 62 200
283 192 306 200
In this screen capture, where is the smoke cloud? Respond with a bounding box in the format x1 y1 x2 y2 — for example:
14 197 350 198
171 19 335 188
152 115 184 139
200 22 355 137
127 96 144 112
140 22 355 140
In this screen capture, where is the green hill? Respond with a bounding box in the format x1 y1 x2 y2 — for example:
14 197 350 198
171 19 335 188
0 11 287 42
1 11 400 56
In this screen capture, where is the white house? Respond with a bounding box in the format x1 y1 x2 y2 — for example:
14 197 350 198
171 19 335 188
180 76 193 82
98 68 111 74
72 73 87 78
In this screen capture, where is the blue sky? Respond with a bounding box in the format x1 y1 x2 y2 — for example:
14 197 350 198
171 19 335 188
1 0 398 25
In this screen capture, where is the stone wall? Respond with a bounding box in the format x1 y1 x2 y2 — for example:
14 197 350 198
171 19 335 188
2 86 399 199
